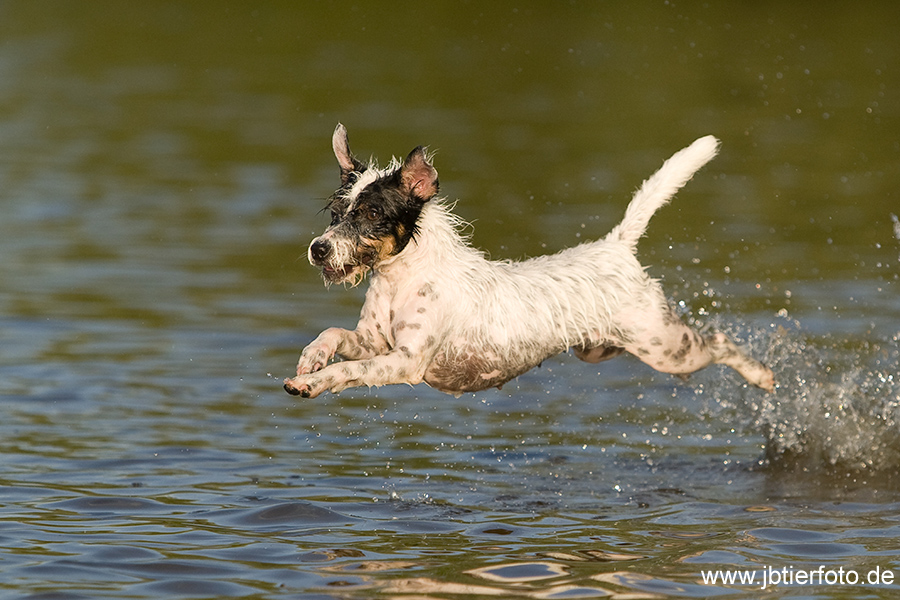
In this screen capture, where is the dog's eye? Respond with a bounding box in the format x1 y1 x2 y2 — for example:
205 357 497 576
330 210 340 225
366 207 381 221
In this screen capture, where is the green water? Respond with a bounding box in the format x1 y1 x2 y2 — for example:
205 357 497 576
1 2 899 598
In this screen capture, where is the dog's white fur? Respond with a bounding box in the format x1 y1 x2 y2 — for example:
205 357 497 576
284 128 775 398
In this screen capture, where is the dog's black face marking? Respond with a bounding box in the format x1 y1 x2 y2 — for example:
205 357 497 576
311 127 440 284
321 170 426 268
348 168 431 255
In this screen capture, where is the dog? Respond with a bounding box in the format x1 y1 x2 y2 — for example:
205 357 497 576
283 124 775 399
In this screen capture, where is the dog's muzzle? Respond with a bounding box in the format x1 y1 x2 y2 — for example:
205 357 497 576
309 236 361 283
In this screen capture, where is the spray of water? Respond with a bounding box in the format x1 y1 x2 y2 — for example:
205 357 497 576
700 312 900 474
760 322 900 472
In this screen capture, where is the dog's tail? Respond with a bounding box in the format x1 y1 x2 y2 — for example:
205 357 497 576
608 135 719 251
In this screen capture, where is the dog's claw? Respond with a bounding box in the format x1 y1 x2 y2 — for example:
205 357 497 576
284 377 314 398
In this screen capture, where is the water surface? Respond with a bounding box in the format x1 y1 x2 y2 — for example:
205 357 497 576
1 2 899 598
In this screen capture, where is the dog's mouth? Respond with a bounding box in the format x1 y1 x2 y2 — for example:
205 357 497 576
311 240 378 287
321 262 368 285
322 263 353 279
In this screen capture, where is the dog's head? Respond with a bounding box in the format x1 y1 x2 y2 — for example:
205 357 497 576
308 124 439 286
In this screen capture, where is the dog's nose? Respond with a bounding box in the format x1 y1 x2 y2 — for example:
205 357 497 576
309 239 331 263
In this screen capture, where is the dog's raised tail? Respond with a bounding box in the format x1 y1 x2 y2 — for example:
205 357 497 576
609 135 719 251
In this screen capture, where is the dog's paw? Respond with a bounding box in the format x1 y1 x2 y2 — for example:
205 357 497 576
284 380 307 397
756 369 776 394
284 376 314 398
283 374 332 398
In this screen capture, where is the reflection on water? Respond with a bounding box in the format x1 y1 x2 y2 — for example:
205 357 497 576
1 2 900 598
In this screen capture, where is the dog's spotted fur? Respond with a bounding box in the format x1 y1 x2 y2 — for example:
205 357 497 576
284 125 775 398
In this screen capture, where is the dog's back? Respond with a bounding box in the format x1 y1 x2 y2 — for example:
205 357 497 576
414 135 722 361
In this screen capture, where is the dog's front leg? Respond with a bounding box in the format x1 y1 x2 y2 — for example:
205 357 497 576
284 347 426 398
295 282 392 375
295 326 388 375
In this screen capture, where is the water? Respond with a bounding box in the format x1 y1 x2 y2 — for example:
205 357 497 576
1 2 899 598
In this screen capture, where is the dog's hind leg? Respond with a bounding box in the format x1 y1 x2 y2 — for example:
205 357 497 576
624 312 774 392
574 343 625 364
703 332 775 392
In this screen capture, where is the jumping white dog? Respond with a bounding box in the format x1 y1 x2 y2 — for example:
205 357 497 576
284 125 775 398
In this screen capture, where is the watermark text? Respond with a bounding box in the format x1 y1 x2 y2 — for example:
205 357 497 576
701 565 894 590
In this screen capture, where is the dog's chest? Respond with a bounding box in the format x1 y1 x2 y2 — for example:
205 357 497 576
372 274 548 394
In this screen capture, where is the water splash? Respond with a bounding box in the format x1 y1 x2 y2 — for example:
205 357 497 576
892 213 900 262
758 322 900 472
707 314 900 473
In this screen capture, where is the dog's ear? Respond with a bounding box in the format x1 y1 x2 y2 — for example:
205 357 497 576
332 123 365 184
400 146 439 201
